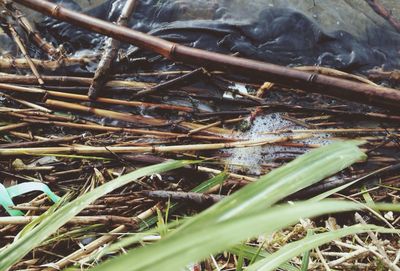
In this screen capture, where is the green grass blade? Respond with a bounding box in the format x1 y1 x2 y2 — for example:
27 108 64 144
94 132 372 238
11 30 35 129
90 173 228 261
300 230 313 271
140 172 228 229
177 141 366 232
228 245 299 271
0 160 192 270
246 224 400 271
84 142 365 271
88 200 362 271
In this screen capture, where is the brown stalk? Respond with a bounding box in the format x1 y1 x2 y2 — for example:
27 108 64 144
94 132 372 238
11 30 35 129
0 73 152 89
14 0 400 111
0 134 84 148
3 0 60 57
365 0 400 33
0 122 29 132
0 83 196 112
0 16 44 85
45 99 169 126
0 57 96 71
0 135 307 156
88 0 138 99
44 99 231 134
1 92 51 112
141 190 224 205
42 204 161 271
134 67 206 97
22 119 232 141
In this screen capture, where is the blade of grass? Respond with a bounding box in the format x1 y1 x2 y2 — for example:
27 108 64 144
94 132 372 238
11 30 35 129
246 224 400 271
84 173 228 264
228 245 299 271
85 142 365 271
140 172 228 229
176 141 366 232
88 200 362 271
310 165 392 202
0 160 193 270
300 230 313 271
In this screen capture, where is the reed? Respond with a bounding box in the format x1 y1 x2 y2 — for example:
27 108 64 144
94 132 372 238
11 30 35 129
45 99 169 126
0 15 44 85
0 135 308 156
365 0 400 33
14 0 400 111
0 122 29 132
0 73 152 89
21 119 231 141
0 57 96 70
0 83 195 112
43 99 231 134
3 0 60 57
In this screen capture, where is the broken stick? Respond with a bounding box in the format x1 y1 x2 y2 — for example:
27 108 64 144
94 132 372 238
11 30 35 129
88 0 138 99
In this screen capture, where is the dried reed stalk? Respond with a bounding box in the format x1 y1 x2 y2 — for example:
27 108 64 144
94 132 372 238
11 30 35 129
0 135 308 156
22 119 232 141
45 99 168 126
0 73 152 89
0 122 29 132
0 57 96 70
365 0 400 32
0 83 195 112
44 99 231 134
42 204 161 271
3 0 60 57
0 16 44 85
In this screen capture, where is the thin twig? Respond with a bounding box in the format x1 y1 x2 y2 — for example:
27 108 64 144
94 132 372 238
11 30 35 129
88 0 138 99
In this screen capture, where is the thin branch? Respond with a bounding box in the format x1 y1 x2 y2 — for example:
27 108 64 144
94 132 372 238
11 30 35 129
88 0 138 99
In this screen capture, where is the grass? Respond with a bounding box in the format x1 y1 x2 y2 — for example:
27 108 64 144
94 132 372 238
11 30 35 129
3 141 399 270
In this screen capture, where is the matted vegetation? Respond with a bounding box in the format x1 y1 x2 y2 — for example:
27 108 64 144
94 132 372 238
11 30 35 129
1 0 400 270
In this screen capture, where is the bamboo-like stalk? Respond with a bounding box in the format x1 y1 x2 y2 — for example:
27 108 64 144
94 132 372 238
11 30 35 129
295 66 378 86
0 134 84 148
88 0 138 99
3 0 60 57
0 83 195 112
197 166 257 182
0 122 29 132
14 0 400 111
135 68 205 97
0 135 308 156
0 17 44 85
44 99 231 134
0 57 96 70
22 119 233 141
365 0 400 33
1 93 51 112
187 117 243 135
45 99 168 126
263 128 400 134
0 73 152 89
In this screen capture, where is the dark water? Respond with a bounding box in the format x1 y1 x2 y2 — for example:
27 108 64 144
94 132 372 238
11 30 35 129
25 0 400 74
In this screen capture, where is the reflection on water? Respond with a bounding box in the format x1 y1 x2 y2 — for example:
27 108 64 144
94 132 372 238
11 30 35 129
3 0 400 73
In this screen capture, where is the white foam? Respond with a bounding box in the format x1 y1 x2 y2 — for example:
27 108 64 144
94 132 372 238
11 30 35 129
224 113 331 175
